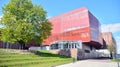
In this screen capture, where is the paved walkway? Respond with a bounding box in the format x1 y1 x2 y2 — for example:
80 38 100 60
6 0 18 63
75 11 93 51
56 59 119 67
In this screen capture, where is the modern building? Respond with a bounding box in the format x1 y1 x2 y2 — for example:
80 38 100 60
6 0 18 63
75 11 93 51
101 32 117 53
96 32 117 58
102 32 116 47
0 7 116 59
42 7 103 59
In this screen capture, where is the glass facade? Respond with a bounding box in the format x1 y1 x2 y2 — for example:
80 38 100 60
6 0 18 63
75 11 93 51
50 40 82 50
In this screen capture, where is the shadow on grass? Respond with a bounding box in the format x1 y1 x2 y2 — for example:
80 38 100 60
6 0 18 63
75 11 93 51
33 50 71 58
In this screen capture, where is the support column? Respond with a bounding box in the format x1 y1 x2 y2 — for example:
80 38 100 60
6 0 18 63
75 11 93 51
74 43 76 48
67 44 69 49
61 43 63 49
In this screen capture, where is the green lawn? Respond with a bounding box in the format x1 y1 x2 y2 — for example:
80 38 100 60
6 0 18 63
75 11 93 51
112 58 120 62
0 49 73 67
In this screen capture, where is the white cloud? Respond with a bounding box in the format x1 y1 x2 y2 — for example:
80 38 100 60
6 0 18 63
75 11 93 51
0 15 2 21
0 16 2 18
101 23 120 33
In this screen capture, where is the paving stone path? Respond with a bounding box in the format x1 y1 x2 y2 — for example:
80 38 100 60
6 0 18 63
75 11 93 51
56 59 119 67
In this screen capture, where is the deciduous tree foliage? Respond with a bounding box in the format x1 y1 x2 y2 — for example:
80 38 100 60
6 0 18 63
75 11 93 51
107 44 116 59
0 0 52 48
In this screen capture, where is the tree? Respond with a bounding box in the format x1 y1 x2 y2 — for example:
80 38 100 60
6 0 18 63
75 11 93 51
107 44 116 59
0 0 52 49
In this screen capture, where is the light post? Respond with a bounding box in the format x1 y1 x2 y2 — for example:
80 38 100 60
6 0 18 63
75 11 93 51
117 62 119 67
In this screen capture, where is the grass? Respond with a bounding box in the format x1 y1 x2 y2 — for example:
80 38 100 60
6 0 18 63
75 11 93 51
0 48 73 67
112 58 120 62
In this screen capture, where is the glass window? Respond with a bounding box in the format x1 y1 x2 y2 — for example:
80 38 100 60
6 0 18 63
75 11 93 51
84 50 90 53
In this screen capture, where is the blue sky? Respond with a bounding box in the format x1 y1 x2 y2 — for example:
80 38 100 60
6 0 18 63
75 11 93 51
0 0 120 53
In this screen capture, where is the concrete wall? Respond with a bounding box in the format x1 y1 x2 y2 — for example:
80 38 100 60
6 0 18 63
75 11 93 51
77 49 85 59
96 49 110 57
50 48 100 60
50 48 77 58
29 47 41 51
83 44 100 58
29 46 50 51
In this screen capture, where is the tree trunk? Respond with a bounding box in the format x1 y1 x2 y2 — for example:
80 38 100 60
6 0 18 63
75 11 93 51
20 43 25 50
18 40 25 50
6 42 9 49
20 44 23 50
110 51 113 59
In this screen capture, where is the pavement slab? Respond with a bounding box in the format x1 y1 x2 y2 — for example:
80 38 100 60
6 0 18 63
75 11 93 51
56 59 119 67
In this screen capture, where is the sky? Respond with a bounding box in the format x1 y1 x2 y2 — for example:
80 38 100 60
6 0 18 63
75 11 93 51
0 0 120 53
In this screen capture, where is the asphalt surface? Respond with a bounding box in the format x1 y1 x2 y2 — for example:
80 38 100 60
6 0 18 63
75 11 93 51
56 59 119 67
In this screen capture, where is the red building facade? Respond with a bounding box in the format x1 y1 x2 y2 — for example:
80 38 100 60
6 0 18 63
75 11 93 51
43 7 102 49
102 32 116 49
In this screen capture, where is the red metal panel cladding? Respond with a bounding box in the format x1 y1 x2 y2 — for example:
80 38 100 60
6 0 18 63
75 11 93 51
42 7 102 48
